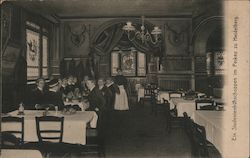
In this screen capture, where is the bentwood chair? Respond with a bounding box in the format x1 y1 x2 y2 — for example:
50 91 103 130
1 117 24 148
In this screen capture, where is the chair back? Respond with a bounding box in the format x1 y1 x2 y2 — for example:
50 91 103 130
191 122 209 157
169 92 182 99
195 100 215 110
1 117 24 144
35 116 64 143
144 85 152 97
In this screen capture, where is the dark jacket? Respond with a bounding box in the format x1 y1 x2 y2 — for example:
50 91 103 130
26 88 47 109
107 83 119 107
88 86 106 112
45 91 64 110
100 86 113 110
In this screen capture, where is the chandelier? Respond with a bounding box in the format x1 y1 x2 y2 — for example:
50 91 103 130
122 16 162 44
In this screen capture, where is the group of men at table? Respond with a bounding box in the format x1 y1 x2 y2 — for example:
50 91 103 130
23 68 130 133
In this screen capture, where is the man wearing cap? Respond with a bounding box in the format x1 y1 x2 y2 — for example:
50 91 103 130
46 79 64 110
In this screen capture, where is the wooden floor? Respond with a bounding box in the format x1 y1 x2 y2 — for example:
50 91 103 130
49 99 192 158
104 100 191 158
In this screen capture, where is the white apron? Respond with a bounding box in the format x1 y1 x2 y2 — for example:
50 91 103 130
114 85 129 110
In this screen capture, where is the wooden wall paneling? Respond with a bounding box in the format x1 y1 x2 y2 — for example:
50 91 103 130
158 75 191 90
160 56 192 72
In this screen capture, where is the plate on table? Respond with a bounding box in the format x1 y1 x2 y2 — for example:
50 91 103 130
61 108 77 115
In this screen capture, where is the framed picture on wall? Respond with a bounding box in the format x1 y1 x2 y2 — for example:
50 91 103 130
26 29 40 80
121 51 136 76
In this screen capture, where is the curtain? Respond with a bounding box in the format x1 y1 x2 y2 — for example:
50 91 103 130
94 24 124 55
92 23 163 57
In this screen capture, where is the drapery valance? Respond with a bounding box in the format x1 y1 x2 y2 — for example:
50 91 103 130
92 22 164 57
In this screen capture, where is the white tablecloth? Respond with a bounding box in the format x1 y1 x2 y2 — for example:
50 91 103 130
2 110 98 145
170 98 196 117
0 149 43 158
192 111 225 157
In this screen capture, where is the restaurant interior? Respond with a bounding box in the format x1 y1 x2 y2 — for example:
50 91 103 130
1 0 226 158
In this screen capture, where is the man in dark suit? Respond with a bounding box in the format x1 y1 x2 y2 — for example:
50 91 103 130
26 78 47 109
86 79 106 145
59 77 68 95
46 79 64 110
105 77 120 109
86 80 106 112
97 78 113 111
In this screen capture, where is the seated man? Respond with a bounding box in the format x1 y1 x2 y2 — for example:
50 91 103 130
46 79 64 110
59 77 68 95
25 78 47 109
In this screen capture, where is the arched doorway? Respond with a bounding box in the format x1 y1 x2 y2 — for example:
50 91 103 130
193 17 224 96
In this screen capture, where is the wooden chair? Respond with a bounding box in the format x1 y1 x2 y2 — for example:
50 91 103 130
34 116 72 157
183 112 221 158
35 116 64 143
195 100 215 110
1 117 24 148
84 122 104 158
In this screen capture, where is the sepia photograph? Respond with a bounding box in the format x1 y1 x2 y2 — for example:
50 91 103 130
0 0 249 158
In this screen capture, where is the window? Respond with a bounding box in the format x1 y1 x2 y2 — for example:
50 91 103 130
111 48 146 76
26 21 49 80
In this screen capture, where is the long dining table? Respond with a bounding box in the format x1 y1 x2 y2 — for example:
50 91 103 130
192 110 225 157
1 110 98 145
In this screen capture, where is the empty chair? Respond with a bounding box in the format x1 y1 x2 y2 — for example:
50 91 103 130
84 122 104 157
195 100 215 110
1 117 24 148
35 116 64 143
34 116 79 157
141 84 157 105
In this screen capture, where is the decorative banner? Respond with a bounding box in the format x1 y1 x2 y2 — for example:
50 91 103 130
26 29 40 67
214 51 225 75
121 51 136 76
26 29 40 78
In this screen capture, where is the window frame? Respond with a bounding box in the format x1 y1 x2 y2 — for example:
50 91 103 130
26 21 50 81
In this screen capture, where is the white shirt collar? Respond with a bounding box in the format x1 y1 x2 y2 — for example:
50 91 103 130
89 86 95 92
49 88 57 92
37 87 43 91
106 82 114 87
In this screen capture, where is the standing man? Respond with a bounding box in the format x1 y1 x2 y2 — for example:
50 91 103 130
105 77 120 109
86 79 107 147
97 78 113 111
